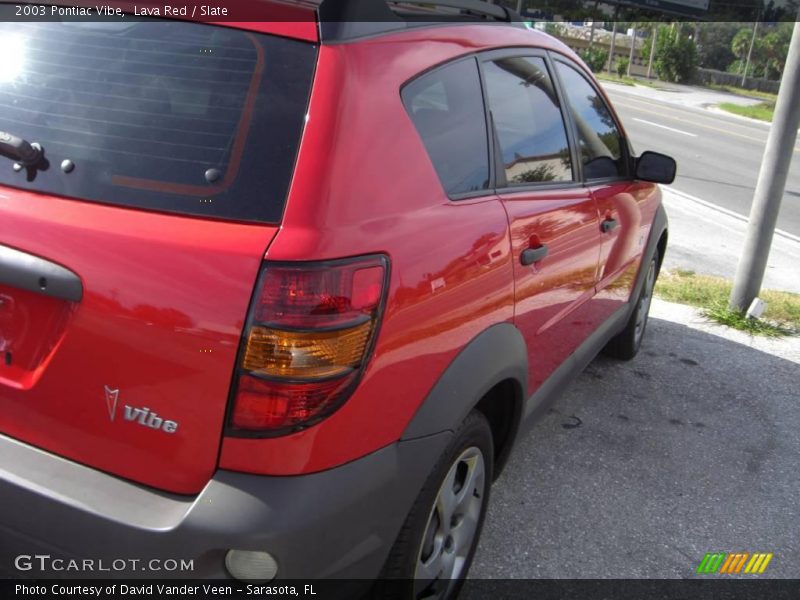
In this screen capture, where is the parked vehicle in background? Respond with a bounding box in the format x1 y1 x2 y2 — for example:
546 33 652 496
0 1 674 596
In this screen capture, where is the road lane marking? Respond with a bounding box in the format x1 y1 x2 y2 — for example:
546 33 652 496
614 100 765 144
633 118 697 137
667 187 800 244
613 96 800 153
610 93 768 131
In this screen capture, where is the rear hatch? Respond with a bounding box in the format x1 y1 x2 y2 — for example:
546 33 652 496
0 19 317 493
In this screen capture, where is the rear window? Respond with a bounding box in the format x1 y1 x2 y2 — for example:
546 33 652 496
0 21 317 223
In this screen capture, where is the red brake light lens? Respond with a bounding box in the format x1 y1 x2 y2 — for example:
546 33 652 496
229 255 388 434
254 264 385 329
231 373 357 430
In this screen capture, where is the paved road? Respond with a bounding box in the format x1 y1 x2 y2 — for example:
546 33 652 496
471 299 800 581
603 84 800 238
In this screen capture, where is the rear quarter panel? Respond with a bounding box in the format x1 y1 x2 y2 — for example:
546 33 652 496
218 27 573 475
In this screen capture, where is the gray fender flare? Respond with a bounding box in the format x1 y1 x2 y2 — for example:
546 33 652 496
401 323 528 449
627 201 668 320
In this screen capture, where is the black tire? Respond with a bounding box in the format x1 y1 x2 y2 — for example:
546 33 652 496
603 250 659 360
374 411 494 600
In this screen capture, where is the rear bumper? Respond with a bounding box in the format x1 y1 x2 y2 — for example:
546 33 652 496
0 431 450 579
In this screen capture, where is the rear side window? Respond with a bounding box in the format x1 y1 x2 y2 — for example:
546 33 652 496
402 59 489 196
554 61 626 180
483 56 572 186
0 21 317 223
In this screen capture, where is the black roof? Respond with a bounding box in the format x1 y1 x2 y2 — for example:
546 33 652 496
316 0 525 42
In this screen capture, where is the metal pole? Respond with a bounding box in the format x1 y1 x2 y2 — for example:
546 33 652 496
589 0 599 50
607 19 618 74
730 21 800 311
742 20 759 87
627 27 636 77
516 0 522 13
647 24 657 79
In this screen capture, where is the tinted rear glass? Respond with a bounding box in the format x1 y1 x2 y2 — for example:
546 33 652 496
0 21 316 223
401 59 489 197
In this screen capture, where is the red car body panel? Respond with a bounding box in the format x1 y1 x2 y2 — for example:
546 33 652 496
590 182 661 321
0 19 659 488
500 188 602 395
0 187 278 493
219 26 655 475
220 37 517 474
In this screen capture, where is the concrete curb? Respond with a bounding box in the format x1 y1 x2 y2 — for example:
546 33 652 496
660 188 800 294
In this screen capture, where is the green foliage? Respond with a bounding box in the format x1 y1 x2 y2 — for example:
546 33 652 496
696 22 738 71
731 22 793 80
650 25 698 83
703 303 795 337
655 270 800 335
513 164 557 184
718 101 775 122
616 57 630 77
579 47 608 73
544 22 560 36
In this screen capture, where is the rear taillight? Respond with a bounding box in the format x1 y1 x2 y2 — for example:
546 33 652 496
228 255 388 435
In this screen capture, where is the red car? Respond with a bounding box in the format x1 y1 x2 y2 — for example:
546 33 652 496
0 0 674 594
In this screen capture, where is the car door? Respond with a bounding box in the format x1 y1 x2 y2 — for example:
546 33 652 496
552 57 655 323
480 51 602 395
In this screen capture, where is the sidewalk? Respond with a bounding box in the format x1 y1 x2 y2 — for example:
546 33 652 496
660 187 800 294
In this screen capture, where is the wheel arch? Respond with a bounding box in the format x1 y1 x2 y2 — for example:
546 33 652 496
401 322 527 479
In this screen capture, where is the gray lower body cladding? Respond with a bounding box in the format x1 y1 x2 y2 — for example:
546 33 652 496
0 431 450 580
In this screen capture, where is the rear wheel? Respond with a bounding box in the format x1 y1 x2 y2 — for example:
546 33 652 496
603 250 659 360
376 411 493 600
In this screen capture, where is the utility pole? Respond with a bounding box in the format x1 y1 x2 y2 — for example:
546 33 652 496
742 20 759 87
647 24 658 79
607 19 618 74
730 21 800 312
627 27 636 77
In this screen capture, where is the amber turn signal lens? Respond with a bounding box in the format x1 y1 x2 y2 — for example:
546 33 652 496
230 255 388 434
242 321 372 380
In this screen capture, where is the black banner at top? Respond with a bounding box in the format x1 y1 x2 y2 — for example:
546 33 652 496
0 0 797 23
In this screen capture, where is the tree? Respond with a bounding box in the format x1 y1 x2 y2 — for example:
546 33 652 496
643 25 698 83
696 22 739 71
616 57 630 77
730 22 793 80
580 47 608 73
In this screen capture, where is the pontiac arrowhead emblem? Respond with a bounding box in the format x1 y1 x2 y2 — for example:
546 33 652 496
104 385 120 421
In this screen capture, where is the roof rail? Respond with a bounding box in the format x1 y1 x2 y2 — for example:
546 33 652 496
387 0 518 21
318 0 524 42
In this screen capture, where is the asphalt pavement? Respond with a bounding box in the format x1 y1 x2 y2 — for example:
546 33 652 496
602 81 800 238
472 298 800 580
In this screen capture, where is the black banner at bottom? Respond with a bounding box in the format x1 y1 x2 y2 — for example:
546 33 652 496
3 579 800 600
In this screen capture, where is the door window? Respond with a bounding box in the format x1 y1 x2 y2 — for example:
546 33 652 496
482 56 573 186
554 61 626 180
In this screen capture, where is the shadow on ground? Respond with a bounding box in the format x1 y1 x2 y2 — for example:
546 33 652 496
471 316 799 579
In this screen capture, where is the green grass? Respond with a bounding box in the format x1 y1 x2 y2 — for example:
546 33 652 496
655 270 799 337
718 101 775 122
596 73 658 88
705 83 778 103
703 303 795 337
